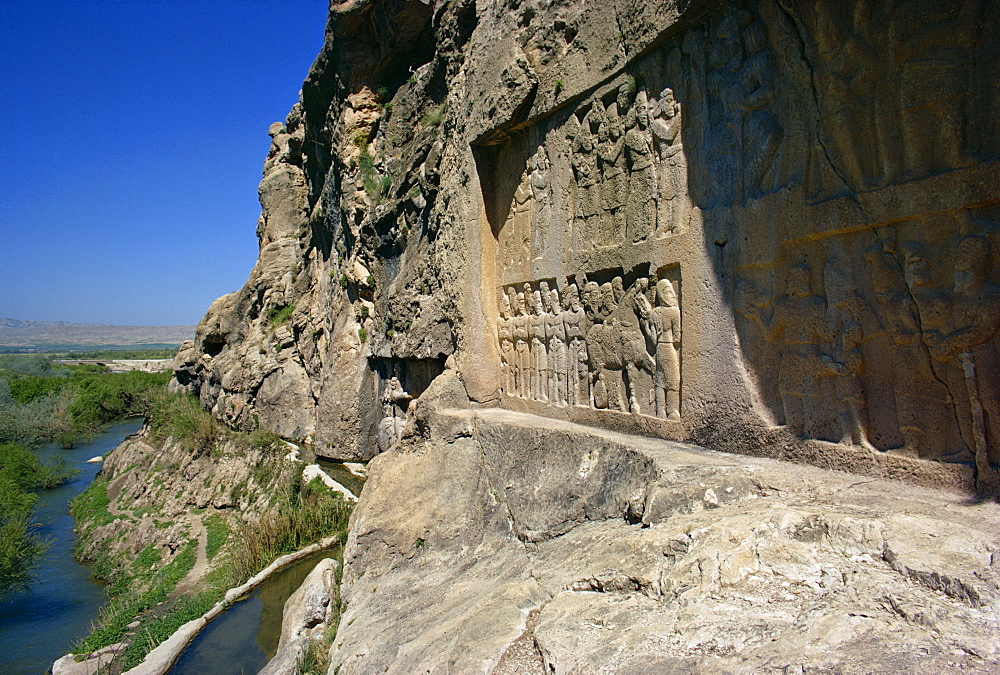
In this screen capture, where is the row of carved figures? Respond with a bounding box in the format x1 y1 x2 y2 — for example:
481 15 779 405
738 235 998 469
567 81 688 246
497 275 681 420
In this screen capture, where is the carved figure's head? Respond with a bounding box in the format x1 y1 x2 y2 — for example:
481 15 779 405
656 279 678 307
657 88 678 119
567 283 581 310
865 247 899 298
530 290 543 316
549 288 561 313
515 292 526 315
612 276 625 303
953 236 989 292
500 294 511 319
617 80 636 112
742 19 768 56
843 321 863 348
787 264 812 296
900 242 930 287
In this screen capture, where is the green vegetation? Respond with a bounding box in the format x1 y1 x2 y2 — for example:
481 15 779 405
148 393 280 456
421 105 445 127
231 471 352 584
0 441 78 598
69 477 115 528
73 538 199 658
68 386 352 666
268 304 295 326
203 513 230 561
553 79 564 95
58 349 178 360
0 353 168 599
339 273 349 290
0 354 169 447
358 327 368 343
296 615 340 675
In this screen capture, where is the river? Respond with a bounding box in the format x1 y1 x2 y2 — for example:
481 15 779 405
0 418 145 674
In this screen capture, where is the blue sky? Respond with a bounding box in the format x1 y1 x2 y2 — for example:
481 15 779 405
0 1 328 325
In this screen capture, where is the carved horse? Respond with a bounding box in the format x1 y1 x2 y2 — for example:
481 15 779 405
586 319 655 413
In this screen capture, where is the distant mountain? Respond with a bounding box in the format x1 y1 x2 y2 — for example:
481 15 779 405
0 318 196 349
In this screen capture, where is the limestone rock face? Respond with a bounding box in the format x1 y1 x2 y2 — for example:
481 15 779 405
165 0 1000 670
172 0 1000 487
332 374 1000 673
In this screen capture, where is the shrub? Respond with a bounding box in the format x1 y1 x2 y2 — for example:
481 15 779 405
421 106 445 127
553 79 564 96
268 304 295 326
358 327 368 343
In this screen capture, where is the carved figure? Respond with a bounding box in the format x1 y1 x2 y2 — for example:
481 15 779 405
811 0 882 193
869 247 952 457
740 265 830 436
888 0 976 181
377 376 412 452
821 320 874 449
597 97 627 244
532 285 549 401
529 148 552 260
513 291 530 398
545 287 568 406
498 294 514 395
564 283 589 407
637 279 682 420
650 87 686 236
570 117 600 249
624 90 658 242
706 9 782 201
821 257 875 449
928 236 1000 473
738 16 782 196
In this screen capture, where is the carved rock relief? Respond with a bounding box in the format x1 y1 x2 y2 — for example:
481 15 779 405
737 231 1000 468
486 0 999 477
498 273 681 421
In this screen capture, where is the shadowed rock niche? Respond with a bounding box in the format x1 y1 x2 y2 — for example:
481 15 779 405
479 0 1000 490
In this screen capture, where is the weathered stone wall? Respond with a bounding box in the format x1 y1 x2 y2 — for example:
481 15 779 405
173 0 1000 487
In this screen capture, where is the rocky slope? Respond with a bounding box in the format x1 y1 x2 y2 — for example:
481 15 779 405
333 371 1000 672
167 0 1000 671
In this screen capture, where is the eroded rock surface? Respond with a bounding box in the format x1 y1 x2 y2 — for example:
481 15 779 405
164 0 1000 671
172 0 1000 491
332 371 1000 673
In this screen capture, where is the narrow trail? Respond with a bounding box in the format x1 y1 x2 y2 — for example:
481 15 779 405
171 513 208 598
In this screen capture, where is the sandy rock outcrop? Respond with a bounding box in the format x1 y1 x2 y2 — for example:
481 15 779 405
332 371 1000 673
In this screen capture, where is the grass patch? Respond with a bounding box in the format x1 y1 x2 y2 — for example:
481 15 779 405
75 539 198 654
119 588 224 670
421 105 445 127
231 473 352 584
268 305 295 326
69 477 116 528
204 514 230 561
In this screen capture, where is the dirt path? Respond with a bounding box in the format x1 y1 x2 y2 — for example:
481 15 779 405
171 513 208 598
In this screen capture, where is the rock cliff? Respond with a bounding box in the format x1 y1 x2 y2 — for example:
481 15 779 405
170 0 1000 671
